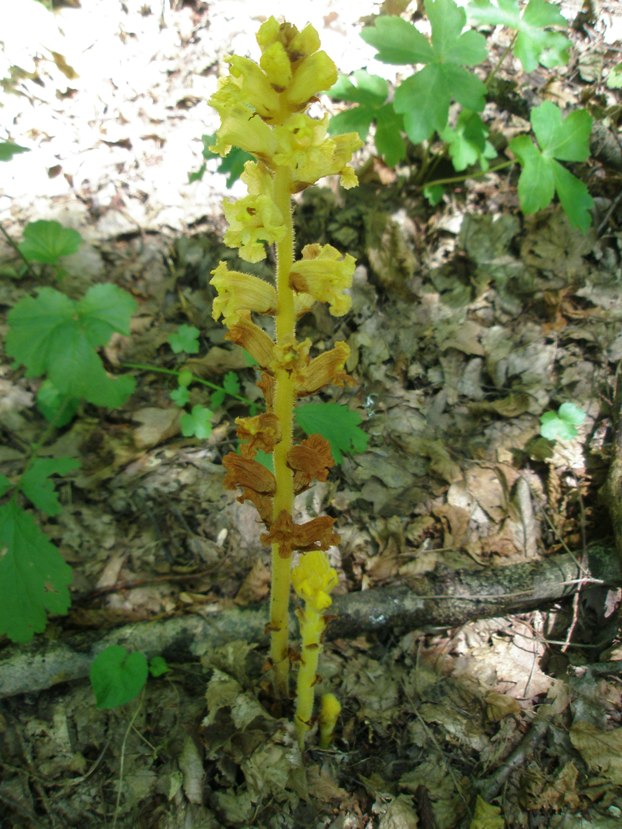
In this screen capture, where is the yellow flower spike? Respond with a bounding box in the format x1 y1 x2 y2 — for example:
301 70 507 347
290 244 356 316
210 18 362 704
318 693 341 750
292 550 338 748
210 263 277 326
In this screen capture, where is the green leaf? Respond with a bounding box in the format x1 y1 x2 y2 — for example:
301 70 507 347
329 71 408 164
557 402 586 427
295 402 368 463
170 386 190 407
607 63 622 89
18 220 82 265
424 183 445 204
190 134 254 188
361 15 434 64
222 371 240 397
441 110 497 171
19 458 80 516
180 405 213 439
36 380 80 426
467 0 571 72
149 655 169 678
0 476 13 499
367 1 487 143
89 646 149 709
509 102 593 230
0 141 29 161
6 284 137 408
168 324 200 354
0 498 73 643
540 403 586 441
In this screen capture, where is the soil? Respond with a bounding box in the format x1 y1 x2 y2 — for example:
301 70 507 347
1 1 622 827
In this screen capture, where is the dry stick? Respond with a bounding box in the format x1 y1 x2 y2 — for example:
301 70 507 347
1 545 619 700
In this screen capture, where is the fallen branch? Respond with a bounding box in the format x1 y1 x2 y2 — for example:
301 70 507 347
0 544 619 700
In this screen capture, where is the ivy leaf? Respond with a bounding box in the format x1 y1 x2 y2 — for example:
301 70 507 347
19 458 80 516
0 141 29 161
6 284 137 408
329 71 406 165
509 102 593 230
0 498 73 643
363 1 487 143
295 402 368 463
89 646 149 709
180 405 213 439
467 0 571 72
18 220 82 265
441 110 497 171
168 324 200 354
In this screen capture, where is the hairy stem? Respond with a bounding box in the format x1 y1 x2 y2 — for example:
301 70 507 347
269 164 296 697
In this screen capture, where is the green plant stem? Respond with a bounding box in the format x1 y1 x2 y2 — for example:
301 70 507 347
269 164 296 698
423 159 513 189
121 361 254 406
484 32 519 89
0 222 38 279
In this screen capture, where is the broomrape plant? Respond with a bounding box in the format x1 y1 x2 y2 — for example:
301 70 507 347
208 17 361 743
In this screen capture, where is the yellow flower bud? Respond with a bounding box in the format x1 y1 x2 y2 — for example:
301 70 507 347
292 550 338 612
318 693 341 749
260 42 292 90
210 262 277 325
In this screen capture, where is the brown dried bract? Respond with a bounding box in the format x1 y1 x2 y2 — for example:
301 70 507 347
287 434 334 492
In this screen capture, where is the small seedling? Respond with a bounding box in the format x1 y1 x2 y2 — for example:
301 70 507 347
90 645 169 709
540 402 586 442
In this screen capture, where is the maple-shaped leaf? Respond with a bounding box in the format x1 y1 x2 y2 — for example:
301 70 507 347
329 71 406 165
509 101 593 230
19 458 80 516
18 220 82 265
6 284 137 408
295 402 368 464
468 0 571 72
362 0 487 143
440 110 497 171
0 498 73 643
180 405 213 439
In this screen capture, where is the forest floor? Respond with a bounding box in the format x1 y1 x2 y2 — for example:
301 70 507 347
1 1 622 827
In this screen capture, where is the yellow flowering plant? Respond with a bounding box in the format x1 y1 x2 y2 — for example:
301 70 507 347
209 17 361 740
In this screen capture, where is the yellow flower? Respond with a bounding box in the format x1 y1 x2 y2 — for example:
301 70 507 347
290 244 355 316
210 262 277 325
223 193 286 262
273 116 362 190
292 550 338 612
259 41 292 90
296 341 353 396
209 100 277 159
286 50 337 106
226 55 280 119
